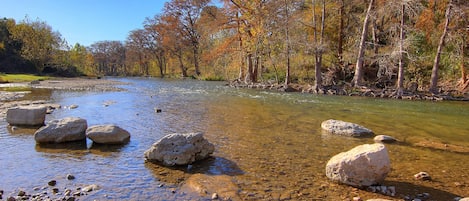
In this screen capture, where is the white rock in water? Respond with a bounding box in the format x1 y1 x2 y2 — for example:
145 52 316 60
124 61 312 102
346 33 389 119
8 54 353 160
326 143 391 187
321 119 374 137
144 132 215 166
86 124 130 144
34 117 88 143
6 105 47 127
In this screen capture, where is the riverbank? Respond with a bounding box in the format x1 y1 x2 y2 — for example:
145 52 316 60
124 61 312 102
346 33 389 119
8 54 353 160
0 77 127 118
229 81 469 101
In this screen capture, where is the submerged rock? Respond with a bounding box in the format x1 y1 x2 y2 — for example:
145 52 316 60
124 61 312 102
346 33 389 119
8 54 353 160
181 173 240 200
6 105 47 127
325 143 391 187
34 117 88 143
86 124 130 144
321 119 374 137
373 135 397 143
144 132 215 166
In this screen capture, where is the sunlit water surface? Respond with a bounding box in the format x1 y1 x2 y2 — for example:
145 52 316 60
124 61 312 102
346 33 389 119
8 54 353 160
1 77 468 200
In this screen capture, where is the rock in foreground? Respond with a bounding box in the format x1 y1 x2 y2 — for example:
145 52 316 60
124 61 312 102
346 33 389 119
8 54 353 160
86 124 130 144
326 143 391 187
321 119 374 137
6 105 47 127
144 132 215 166
34 117 88 143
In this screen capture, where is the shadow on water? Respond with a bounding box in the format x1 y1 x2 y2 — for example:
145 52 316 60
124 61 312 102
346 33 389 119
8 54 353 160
88 141 129 157
382 180 462 200
35 140 87 154
145 156 244 185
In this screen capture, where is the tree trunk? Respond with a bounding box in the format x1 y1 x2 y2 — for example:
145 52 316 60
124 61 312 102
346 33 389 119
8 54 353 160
245 53 253 83
338 0 344 67
429 0 452 93
284 0 291 86
353 0 374 87
178 50 187 77
397 3 405 96
193 46 200 76
312 0 324 91
460 37 467 90
236 12 245 82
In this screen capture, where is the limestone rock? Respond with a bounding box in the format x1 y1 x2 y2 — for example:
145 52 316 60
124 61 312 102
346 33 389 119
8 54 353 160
326 143 391 187
373 135 397 143
34 117 88 143
6 105 47 127
86 124 130 144
459 198 469 201
321 119 374 137
144 132 215 166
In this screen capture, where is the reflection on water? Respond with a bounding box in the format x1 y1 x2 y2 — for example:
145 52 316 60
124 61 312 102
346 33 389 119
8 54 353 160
1 77 468 200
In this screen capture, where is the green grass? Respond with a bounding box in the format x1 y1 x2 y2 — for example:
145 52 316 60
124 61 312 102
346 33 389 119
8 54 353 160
0 74 50 83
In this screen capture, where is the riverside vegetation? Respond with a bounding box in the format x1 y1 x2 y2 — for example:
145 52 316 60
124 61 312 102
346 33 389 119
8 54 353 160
1 0 468 99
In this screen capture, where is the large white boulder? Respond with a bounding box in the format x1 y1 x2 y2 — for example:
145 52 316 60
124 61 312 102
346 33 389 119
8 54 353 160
34 117 88 143
321 119 374 137
144 132 215 166
6 105 47 127
86 124 130 144
326 143 391 187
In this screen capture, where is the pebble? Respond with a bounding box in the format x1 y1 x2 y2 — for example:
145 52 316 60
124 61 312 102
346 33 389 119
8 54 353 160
48 180 57 186
69 104 79 109
414 172 432 181
211 193 218 200
17 190 26 196
353 196 362 201
52 188 59 194
66 174 76 180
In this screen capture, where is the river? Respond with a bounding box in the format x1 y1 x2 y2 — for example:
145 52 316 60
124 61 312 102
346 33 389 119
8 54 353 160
1 77 468 200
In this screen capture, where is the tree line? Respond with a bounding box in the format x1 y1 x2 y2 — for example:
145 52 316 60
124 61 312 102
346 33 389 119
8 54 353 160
0 0 468 94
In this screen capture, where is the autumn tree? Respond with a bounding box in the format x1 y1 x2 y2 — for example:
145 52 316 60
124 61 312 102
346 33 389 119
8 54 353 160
126 29 152 76
10 17 63 72
163 0 209 77
429 0 453 93
89 40 126 76
352 0 374 87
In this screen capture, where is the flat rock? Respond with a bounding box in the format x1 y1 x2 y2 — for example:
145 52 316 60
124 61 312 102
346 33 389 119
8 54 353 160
181 173 240 200
321 119 374 137
34 117 88 143
326 143 391 187
6 105 47 127
86 124 130 144
144 132 215 166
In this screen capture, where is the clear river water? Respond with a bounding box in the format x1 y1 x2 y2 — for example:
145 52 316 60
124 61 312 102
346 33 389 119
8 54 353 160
1 77 468 200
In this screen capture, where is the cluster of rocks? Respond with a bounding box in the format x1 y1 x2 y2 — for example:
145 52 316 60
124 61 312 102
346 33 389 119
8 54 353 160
0 175 100 201
321 119 469 201
6 105 131 145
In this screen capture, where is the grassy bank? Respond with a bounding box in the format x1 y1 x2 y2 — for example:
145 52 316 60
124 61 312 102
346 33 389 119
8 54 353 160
0 74 50 83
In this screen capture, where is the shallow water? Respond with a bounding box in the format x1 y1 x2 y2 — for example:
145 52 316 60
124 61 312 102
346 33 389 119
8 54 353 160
1 77 468 200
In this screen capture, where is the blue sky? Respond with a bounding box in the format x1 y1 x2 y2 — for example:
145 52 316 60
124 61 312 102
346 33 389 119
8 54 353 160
0 0 167 46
